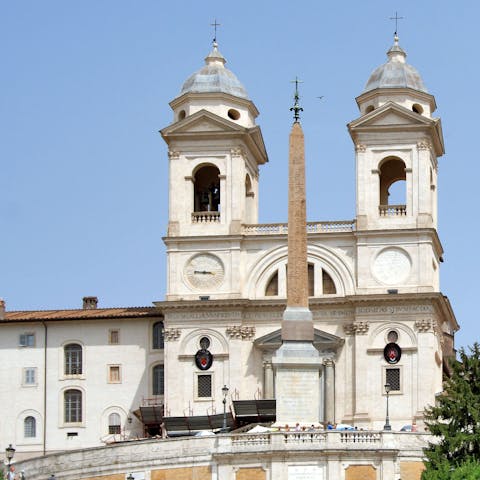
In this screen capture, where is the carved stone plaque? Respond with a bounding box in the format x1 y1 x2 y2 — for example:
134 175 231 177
288 465 323 480
372 247 411 285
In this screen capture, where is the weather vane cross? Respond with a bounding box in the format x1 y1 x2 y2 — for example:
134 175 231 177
290 77 304 123
389 11 404 36
210 19 221 43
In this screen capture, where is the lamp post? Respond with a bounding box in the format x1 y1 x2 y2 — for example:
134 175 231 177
383 383 392 431
127 474 134 480
5 444 15 479
221 385 229 433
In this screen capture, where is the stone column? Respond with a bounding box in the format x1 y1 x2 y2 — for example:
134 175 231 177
263 361 274 399
324 359 335 424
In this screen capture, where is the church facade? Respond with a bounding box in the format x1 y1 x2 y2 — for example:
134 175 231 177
1 34 457 479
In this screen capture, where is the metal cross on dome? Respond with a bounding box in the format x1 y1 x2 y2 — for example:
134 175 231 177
210 19 221 43
389 11 404 36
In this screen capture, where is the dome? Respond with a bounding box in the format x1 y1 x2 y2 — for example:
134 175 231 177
363 36 427 93
179 43 249 100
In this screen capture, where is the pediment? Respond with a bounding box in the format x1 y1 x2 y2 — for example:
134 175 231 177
161 109 245 136
349 102 435 129
254 328 344 352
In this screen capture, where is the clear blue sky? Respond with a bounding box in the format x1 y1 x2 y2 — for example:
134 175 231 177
1 1 477 349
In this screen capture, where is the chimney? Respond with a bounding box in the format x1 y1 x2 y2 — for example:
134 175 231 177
82 296 98 310
0 299 5 320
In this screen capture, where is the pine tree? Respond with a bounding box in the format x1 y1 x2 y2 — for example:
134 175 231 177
422 343 480 476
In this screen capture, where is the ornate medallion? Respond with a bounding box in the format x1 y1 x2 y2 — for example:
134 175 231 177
384 343 402 364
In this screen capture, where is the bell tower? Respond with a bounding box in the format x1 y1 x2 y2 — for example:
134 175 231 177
349 35 444 232
348 35 445 294
160 41 268 300
161 41 267 238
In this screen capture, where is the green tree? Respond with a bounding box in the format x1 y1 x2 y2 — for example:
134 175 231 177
422 458 480 479
422 343 480 477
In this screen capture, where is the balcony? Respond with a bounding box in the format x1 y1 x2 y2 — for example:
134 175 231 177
192 211 220 223
379 204 407 216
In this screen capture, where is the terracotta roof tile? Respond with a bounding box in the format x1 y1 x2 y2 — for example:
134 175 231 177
3 306 159 322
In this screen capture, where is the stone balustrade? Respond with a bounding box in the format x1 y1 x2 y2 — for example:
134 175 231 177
242 220 355 235
15 431 430 479
379 204 407 216
191 211 221 223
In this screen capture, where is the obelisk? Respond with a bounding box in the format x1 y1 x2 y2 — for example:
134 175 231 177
272 80 322 425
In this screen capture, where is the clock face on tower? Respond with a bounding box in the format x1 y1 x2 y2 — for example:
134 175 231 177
184 253 225 290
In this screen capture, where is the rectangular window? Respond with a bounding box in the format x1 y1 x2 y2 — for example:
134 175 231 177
23 367 37 386
386 367 401 391
109 424 121 434
64 389 82 423
64 344 83 375
19 333 35 347
109 329 120 345
197 374 212 398
108 365 121 383
152 365 164 395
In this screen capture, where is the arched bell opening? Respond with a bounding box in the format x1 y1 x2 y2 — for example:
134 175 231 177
378 157 407 217
192 164 221 223
245 174 255 223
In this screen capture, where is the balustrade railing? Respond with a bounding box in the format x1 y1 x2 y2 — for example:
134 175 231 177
283 431 327 444
228 429 385 450
231 433 271 446
192 211 220 223
242 220 355 235
379 204 407 216
339 431 381 443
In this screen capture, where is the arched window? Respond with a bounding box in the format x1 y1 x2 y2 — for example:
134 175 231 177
265 271 279 296
152 364 164 395
245 174 255 223
379 157 407 216
152 321 164 350
108 413 121 434
24 416 36 438
193 165 220 213
265 263 314 297
64 343 82 375
64 389 82 423
322 270 336 294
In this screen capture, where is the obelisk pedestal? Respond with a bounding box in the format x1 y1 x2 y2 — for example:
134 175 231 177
272 113 322 426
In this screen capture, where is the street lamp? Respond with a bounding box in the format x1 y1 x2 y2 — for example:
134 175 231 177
221 385 229 433
48 475 56 480
5 444 15 466
127 474 134 480
383 383 392 431
5 444 15 479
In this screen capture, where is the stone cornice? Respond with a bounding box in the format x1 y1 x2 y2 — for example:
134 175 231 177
154 292 458 332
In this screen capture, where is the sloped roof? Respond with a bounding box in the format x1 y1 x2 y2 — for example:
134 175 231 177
3 306 159 323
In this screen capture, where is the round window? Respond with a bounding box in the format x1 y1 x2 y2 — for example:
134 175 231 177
227 109 240 120
387 330 398 343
